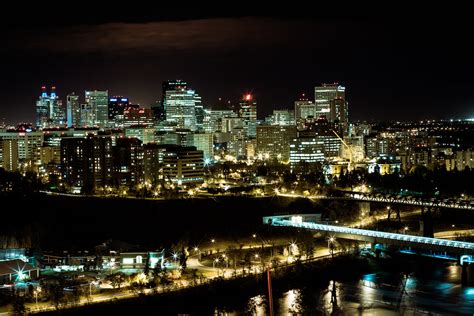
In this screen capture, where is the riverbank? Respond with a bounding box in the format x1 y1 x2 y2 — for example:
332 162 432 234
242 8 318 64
36 254 370 315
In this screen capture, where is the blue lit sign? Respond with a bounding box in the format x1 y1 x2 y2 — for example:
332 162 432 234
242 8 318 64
110 98 118 102
121 98 128 102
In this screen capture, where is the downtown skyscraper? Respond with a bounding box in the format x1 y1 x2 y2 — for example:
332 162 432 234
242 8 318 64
163 80 201 131
238 94 257 138
66 93 80 128
36 86 65 128
314 83 346 119
85 90 108 128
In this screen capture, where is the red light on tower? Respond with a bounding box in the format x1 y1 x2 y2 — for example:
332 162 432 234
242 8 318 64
244 94 252 101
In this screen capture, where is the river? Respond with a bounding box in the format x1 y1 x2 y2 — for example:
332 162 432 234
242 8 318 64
215 261 474 315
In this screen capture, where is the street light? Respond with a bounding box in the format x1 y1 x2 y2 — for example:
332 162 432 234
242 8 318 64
404 226 409 234
34 286 41 310
327 236 336 254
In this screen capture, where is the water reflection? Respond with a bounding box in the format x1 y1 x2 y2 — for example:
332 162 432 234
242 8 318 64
246 294 266 315
216 262 474 315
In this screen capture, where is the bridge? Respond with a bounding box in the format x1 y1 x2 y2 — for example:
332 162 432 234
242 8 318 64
277 192 474 211
263 214 474 255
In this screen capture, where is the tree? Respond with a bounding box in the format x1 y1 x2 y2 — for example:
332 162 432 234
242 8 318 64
11 293 28 316
44 282 67 310
143 253 150 277
106 272 127 290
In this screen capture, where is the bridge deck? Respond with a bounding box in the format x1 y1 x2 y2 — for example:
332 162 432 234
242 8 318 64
267 217 474 254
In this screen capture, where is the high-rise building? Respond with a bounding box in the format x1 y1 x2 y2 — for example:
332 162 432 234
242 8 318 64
36 86 64 128
203 109 237 133
228 127 247 159
160 80 188 121
1 139 19 171
238 94 257 138
66 94 80 128
60 136 113 192
85 90 108 127
40 145 61 166
112 137 143 187
0 130 43 163
162 145 204 184
295 94 316 122
163 80 201 131
108 96 129 122
80 103 95 127
36 86 50 128
329 97 348 125
256 125 297 161
194 94 204 131
143 143 168 185
314 83 345 119
265 110 295 126
221 117 243 133
187 133 214 163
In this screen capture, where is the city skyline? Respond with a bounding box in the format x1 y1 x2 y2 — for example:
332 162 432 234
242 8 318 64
3 14 474 124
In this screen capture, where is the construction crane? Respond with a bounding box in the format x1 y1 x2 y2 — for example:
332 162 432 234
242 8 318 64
331 129 354 171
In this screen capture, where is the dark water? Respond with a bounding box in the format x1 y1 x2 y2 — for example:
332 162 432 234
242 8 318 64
216 262 474 315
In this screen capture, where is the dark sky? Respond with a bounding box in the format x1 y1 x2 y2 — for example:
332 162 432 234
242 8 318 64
1 11 474 124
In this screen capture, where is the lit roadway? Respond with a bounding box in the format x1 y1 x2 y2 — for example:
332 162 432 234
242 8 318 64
276 192 474 211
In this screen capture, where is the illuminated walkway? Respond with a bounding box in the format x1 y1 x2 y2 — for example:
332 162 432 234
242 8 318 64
264 215 474 254
277 192 474 211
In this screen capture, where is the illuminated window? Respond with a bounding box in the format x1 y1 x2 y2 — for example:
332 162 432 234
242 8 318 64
136 255 143 264
123 258 134 264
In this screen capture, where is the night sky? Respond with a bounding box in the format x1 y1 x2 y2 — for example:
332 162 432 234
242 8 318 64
1 11 474 124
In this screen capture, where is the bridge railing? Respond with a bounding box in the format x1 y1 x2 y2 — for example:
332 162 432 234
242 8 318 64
270 219 474 252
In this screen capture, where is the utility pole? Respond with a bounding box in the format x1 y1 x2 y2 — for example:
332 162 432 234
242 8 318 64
267 269 274 316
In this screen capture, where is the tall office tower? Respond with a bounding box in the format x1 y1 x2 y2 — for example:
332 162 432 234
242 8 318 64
187 133 214 163
1 139 19 171
143 143 167 185
36 86 50 128
160 79 188 121
50 87 66 126
203 109 236 133
66 93 80 128
85 90 108 127
150 101 161 123
329 97 349 125
112 137 143 187
60 135 113 193
80 103 95 127
194 94 204 130
164 82 200 131
314 83 346 118
108 96 129 122
256 125 297 162
36 86 63 128
238 94 257 138
294 94 316 121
